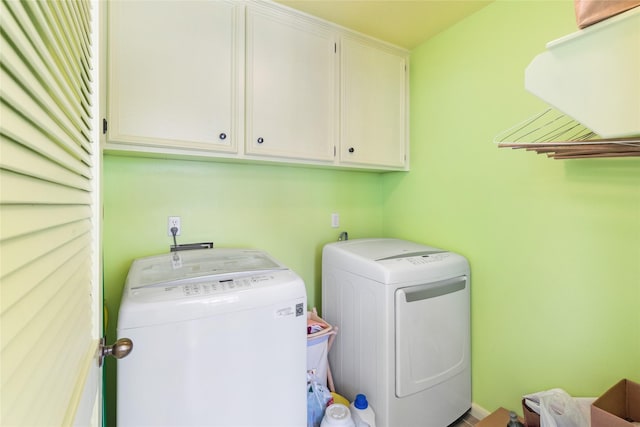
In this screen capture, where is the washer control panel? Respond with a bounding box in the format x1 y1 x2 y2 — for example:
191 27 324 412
179 276 271 296
130 274 280 302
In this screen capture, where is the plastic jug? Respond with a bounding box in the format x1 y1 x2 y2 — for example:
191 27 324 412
321 404 355 427
350 394 376 427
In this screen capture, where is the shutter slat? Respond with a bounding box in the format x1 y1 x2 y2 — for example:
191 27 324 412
0 76 91 168
0 245 91 358
76 1 93 60
43 0 93 109
0 169 91 205
0 48 91 159
0 135 91 191
1 264 90 423
0 0 95 422
38 2 91 120
0 104 91 178
64 0 93 77
68 0 100 117
0 205 92 241
3 1 92 146
77 0 91 34
36 290 92 425
56 0 92 80
21 1 87 98
0 229 91 318
0 219 91 280
1 256 89 381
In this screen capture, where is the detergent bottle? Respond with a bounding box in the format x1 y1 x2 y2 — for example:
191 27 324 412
321 404 355 427
506 411 525 427
350 394 376 427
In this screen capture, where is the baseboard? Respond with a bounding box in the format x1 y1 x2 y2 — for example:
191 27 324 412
470 402 491 420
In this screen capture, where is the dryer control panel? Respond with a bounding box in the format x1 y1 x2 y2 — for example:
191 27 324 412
382 252 452 266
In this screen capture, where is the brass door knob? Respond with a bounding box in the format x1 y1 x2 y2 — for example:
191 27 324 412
99 337 133 367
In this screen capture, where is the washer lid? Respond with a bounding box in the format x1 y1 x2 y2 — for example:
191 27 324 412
126 248 286 289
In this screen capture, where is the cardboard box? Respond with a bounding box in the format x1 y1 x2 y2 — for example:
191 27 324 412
477 407 524 427
591 379 640 427
521 399 540 427
574 0 640 28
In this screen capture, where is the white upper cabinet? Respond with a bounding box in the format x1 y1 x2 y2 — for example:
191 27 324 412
104 0 409 171
107 0 241 153
339 35 408 169
245 3 337 162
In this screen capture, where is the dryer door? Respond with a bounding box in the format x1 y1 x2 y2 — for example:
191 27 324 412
395 276 469 398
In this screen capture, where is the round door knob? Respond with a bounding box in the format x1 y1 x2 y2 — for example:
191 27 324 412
348 147 355 153
219 133 227 140
257 137 264 144
99 337 133 366
109 338 133 359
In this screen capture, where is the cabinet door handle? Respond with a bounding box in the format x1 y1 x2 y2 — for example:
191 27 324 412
219 133 227 140
348 147 355 153
257 137 264 144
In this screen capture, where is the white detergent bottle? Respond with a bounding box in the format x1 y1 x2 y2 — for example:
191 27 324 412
321 404 355 427
350 394 376 427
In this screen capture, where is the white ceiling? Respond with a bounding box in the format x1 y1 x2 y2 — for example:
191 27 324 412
275 0 494 50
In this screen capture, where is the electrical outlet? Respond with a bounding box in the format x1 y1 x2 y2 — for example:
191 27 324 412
331 213 339 228
167 216 181 236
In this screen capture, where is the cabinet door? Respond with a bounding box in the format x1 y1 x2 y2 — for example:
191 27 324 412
340 36 408 169
108 0 240 152
246 5 337 162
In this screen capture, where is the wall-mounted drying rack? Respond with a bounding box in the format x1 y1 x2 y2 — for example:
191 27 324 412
495 108 640 159
496 7 640 159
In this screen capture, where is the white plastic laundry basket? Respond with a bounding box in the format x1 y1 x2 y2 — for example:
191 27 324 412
307 309 337 390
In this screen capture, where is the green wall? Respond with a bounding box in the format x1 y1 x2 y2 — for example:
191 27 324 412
102 157 384 312
102 157 384 425
103 0 640 423
383 0 640 414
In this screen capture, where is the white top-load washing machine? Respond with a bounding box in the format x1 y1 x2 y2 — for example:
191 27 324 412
322 238 470 427
117 248 307 427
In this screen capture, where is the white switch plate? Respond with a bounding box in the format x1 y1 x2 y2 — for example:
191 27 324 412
331 213 339 228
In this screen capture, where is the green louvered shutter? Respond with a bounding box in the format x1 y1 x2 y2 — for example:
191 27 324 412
0 0 100 425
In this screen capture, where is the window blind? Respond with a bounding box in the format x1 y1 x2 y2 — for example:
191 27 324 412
0 0 96 425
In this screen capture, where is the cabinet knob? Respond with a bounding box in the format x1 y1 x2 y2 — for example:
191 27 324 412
219 133 227 140
257 137 264 144
348 147 355 153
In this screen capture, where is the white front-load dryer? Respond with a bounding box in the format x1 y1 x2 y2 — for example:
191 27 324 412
117 248 307 426
322 238 470 427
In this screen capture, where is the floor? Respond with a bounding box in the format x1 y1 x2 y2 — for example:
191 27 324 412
449 410 479 427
